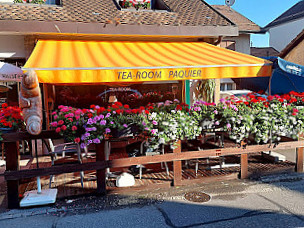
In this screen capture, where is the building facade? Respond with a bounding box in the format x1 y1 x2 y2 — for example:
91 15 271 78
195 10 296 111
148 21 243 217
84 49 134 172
263 1 304 52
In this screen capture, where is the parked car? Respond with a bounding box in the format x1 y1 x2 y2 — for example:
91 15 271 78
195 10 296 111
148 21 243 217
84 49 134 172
220 90 252 100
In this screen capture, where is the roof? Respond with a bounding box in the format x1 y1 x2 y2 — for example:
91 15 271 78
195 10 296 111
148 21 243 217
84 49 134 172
0 0 238 36
251 47 279 58
264 0 304 30
280 29 304 58
211 5 260 33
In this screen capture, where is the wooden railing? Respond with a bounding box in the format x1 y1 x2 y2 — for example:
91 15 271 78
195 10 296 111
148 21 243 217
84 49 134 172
2 130 304 209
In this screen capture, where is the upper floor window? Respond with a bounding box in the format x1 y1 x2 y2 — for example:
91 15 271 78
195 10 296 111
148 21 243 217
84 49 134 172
13 0 61 5
118 0 151 10
116 0 170 11
220 40 236 51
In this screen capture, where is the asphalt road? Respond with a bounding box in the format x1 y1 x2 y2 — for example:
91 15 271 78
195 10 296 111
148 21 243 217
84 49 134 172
1 176 304 228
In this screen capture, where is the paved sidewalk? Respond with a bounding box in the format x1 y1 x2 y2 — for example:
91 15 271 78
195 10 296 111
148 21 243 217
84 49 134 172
1 175 304 228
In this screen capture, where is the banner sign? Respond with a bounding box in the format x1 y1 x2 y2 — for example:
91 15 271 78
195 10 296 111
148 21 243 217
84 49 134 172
35 65 272 84
0 74 23 82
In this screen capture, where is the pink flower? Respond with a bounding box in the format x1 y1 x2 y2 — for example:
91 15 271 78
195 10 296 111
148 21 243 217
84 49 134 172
51 111 57 115
72 126 77 131
54 115 58 120
69 113 74 118
93 138 101 144
50 122 58 127
75 116 80 120
105 128 111 133
58 120 64 125
151 129 158 135
75 109 82 116
68 118 73 122
74 137 80 143
64 114 70 118
58 105 64 109
55 127 61 133
61 125 67 131
61 108 69 112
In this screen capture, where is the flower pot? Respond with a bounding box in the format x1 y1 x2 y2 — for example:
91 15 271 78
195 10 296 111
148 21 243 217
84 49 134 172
0 127 16 134
111 126 132 138
130 123 140 135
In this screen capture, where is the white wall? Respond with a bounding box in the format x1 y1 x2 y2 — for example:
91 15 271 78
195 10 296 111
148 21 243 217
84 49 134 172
0 35 25 58
222 34 251 54
269 18 304 52
233 34 251 54
220 34 250 91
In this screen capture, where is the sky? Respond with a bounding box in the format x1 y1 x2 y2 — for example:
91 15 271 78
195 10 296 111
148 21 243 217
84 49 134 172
205 0 302 47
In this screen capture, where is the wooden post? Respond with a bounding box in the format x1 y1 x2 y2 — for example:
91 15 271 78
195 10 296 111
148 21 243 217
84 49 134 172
43 84 50 130
173 140 182 186
296 147 304 173
96 141 106 195
214 78 221 104
240 153 248 179
5 141 20 209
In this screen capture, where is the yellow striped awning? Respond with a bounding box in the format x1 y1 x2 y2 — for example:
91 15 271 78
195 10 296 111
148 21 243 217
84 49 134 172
23 40 272 84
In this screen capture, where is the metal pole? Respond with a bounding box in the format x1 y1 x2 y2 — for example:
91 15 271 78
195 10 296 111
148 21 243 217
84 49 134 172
34 139 42 194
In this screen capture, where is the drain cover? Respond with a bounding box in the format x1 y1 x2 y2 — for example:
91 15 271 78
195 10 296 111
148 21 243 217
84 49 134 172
184 192 211 203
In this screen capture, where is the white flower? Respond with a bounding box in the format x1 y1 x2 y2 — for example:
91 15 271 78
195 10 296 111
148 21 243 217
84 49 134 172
151 112 157 118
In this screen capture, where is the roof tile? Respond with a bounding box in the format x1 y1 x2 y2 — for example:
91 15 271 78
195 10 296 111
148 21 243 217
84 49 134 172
212 5 260 33
0 0 233 27
264 0 304 29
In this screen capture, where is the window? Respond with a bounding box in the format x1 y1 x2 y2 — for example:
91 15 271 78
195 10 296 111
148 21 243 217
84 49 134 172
13 0 61 6
227 84 233 90
118 0 151 10
220 41 236 51
45 0 61 5
116 0 170 11
220 83 235 91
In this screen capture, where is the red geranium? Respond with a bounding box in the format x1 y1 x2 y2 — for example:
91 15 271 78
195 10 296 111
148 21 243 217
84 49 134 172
0 104 24 130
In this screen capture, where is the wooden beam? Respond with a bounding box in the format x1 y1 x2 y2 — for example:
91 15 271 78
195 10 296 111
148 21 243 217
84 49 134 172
2 130 61 142
5 161 107 181
296 147 304 173
108 140 304 168
5 142 20 209
240 154 248 179
173 140 182 186
96 142 107 195
4 139 304 184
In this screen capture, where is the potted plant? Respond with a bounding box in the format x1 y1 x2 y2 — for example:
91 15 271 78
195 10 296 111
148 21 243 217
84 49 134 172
50 105 89 144
0 103 24 133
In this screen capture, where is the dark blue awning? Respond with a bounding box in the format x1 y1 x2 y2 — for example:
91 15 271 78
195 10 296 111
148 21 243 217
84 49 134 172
233 57 304 95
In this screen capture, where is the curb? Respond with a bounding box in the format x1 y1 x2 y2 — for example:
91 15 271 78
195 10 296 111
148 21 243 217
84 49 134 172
260 173 304 183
